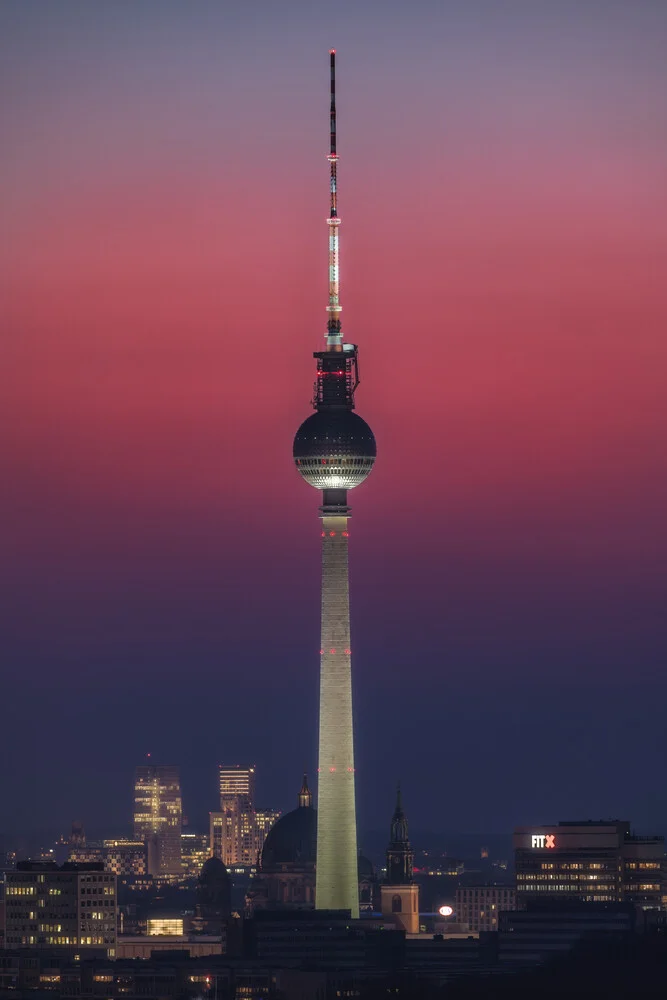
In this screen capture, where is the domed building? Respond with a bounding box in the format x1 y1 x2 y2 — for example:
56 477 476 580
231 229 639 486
191 855 232 932
246 776 378 914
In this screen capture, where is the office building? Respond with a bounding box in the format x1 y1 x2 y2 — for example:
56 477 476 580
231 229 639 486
497 901 636 969
514 821 665 908
219 766 255 803
4 862 116 956
181 832 209 877
133 764 182 876
254 809 281 860
210 809 254 869
292 50 376 918
213 766 255 867
102 840 146 876
69 840 146 876
455 886 517 932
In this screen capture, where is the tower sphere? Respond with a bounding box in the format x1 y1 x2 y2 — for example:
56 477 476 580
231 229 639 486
293 409 376 490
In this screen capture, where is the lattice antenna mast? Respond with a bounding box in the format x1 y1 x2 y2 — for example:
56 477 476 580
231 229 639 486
326 49 343 351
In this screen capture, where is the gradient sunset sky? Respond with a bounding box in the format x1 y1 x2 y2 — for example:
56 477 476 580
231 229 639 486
2 0 666 842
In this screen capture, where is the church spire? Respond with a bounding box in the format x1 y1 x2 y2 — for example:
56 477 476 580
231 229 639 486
390 782 409 845
386 784 414 884
298 773 312 809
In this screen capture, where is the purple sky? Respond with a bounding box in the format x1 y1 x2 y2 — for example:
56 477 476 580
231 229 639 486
1 0 666 842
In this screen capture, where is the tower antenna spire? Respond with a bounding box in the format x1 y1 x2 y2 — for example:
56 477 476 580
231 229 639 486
326 49 342 350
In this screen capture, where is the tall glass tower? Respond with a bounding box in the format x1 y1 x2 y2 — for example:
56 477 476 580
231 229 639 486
133 763 182 875
293 51 376 917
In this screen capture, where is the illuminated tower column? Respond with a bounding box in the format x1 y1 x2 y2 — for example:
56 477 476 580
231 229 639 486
317 503 357 912
293 51 376 917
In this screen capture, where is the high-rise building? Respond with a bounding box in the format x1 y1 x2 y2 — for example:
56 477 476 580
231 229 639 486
181 832 210 877
292 50 376 919
211 766 256 867
133 765 182 876
380 789 420 934
4 862 117 956
254 809 281 861
219 766 255 803
514 821 665 909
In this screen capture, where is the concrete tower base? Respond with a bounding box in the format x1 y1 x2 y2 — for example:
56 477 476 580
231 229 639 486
316 513 359 917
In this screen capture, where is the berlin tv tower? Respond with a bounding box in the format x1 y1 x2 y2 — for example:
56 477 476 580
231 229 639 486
293 51 376 917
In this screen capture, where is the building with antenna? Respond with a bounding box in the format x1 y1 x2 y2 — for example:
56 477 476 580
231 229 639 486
133 764 182 876
293 51 376 918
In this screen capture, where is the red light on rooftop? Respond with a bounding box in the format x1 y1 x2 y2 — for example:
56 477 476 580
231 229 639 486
330 648 336 654
329 767 336 772
329 531 335 536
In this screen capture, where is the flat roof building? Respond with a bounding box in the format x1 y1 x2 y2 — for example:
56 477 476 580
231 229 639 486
4 862 117 957
215 766 256 867
514 821 664 910
455 885 517 933
497 901 636 969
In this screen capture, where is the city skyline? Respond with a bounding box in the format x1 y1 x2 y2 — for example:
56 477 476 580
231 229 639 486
2 0 667 840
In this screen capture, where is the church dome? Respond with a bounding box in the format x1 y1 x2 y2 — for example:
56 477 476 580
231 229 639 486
261 805 317 869
197 856 231 917
200 855 230 881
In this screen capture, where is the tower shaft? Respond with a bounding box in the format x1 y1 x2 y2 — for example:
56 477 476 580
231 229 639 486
294 51 375 917
316 513 359 916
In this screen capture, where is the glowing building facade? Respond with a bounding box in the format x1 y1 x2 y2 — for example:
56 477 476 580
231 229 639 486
70 839 147 876
181 832 210 877
4 862 117 956
210 766 278 867
293 52 376 916
211 766 255 867
514 821 665 909
133 764 182 876
254 808 281 859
